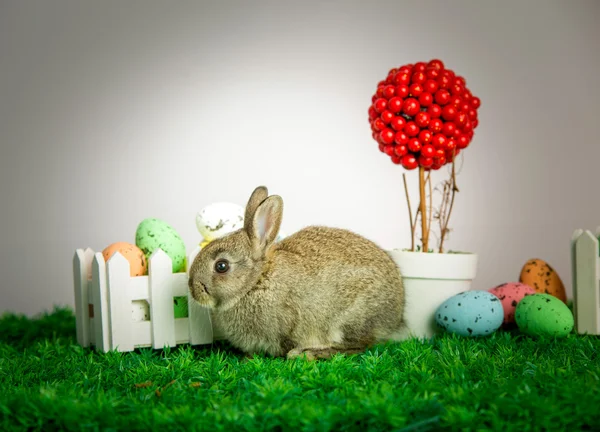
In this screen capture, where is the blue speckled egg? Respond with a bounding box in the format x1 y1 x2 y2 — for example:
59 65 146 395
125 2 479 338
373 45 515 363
435 290 504 337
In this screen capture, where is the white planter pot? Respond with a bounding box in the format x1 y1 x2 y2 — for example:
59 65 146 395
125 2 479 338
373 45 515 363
387 249 478 340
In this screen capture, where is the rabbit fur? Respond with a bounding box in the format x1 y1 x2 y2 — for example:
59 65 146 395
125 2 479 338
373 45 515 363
188 186 405 360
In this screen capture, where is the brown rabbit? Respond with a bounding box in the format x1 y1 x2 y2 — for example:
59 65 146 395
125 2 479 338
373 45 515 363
188 186 405 360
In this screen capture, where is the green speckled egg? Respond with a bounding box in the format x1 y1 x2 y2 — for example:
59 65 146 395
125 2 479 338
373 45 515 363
515 293 574 338
135 218 187 273
173 296 189 318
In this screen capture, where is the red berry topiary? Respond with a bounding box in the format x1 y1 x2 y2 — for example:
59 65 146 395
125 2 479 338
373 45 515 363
368 59 482 253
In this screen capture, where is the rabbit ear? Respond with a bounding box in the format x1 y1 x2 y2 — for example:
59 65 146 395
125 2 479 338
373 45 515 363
244 186 268 232
248 195 283 255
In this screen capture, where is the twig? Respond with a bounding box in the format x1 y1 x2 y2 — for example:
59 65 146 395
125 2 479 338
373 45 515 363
418 167 428 252
426 171 433 248
403 173 415 251
439 150 460 253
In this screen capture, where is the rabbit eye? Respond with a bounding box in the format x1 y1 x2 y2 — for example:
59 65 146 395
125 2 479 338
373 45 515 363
214 259 230 274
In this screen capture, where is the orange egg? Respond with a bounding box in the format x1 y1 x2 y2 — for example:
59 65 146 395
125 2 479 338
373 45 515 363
519 258 567 303
102 242 148 277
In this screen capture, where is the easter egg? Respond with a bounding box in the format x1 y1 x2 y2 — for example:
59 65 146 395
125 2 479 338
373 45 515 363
515 293 574 337
135 218 187 273
519 258 567 303
196 202 245 241
132 300 150 322
435 290 504 337
488 282 536 324
173 296 189 318
102 242 147 276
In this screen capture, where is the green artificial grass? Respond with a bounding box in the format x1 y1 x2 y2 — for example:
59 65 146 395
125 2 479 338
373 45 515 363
1 307 599 431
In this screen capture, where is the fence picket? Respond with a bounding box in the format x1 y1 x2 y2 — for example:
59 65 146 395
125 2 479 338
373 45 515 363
107 252 134 352
573 230 600 335
149 249 177 349
73 249 93 347
91 253 111 351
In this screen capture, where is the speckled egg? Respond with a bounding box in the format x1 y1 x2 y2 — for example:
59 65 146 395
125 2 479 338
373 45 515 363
519 258 567 303
102 242 147 276
435 290 504 337
488 282 536 324
196 202 245 241
515 293 574 337
135 218 187 273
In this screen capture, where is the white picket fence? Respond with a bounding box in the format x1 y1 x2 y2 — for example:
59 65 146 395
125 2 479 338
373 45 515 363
72 245 225 352
571 228 600 335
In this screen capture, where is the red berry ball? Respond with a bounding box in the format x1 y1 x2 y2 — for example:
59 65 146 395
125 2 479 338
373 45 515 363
374 98 388 113
442 121 456 137
418 129 433 143
378 143 385 152
441 105 457 121
405 121 420 137
455 112 468 127
427 59 445 70
415 112 431 128
438 75 451 89
462 89 472 101
394 131 409 145
398 65 412 74
401 154 419 170
468 109 477 120
445 138 457 153
402 98 420 116
457 134 470 149
368 106 377 120
427 104 442 118
419 155 434 168
419 92 433 107
394 72 411 86
391 155 402 165
424 80 439 94
390 116 406 131
413 62 427 73
454 76 466 87
380 110 394 124
380 128 395 145
426 68 440 80
431 163 442 171
409 83 424 97
432 134 447 149
395 85 410 98
411 71 426 84
472 118 479 129
382 85 396 99
435 89 451 105
450 84 464 96
436 154 447 166
394 144 408 156
387 97 403 113
450 95 462 107
371 95 378 104
383 145 395 156
463 121 473 133
421 144 435 158
408 138 422 152
471 97 481 109
429 118 443 133
372 118 386 131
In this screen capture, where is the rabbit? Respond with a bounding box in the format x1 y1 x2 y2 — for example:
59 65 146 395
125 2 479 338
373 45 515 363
188 185 406 360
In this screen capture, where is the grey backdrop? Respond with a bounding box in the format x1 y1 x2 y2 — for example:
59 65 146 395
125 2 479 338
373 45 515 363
1 0 599 316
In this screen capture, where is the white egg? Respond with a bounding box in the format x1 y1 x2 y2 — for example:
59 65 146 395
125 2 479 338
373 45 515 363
196 202 245 241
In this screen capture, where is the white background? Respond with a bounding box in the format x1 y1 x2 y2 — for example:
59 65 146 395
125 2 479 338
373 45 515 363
1 0 599 316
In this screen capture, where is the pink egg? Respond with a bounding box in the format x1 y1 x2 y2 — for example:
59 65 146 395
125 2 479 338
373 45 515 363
488 282 536 324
